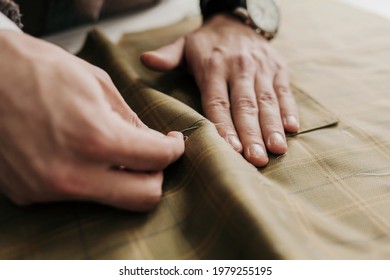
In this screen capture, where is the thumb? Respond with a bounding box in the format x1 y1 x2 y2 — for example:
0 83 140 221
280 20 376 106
140 37 186 72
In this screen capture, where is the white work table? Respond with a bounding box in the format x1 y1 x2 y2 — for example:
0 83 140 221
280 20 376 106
43 0 390 54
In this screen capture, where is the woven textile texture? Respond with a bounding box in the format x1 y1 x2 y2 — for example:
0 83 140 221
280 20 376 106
1 0 390 259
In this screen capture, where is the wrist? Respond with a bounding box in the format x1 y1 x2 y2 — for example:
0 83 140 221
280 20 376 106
201 13 269 43
200 0 280 40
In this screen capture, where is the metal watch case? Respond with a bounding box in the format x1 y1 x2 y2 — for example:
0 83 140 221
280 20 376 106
233 0 280 40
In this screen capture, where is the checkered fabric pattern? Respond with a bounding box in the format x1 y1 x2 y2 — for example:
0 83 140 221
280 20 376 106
1 0 389 259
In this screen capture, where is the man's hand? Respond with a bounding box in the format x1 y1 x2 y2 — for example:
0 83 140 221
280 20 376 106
0 30 184 211
141 14 299 166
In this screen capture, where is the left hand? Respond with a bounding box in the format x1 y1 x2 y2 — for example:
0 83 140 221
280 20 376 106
0 30 184 212
141 14 299 167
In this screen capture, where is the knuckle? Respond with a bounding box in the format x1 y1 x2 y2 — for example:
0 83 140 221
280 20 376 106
233 53 254 71
253 52 276 72
154 157 171 171
154 146 179 169
80 130 112 158
137 174 163 211
258 89 277 106
276 61 288 70
244 127 260 138
43 163 76 196
275 85 291 97
266 124 285 135
207 52 223 69
205 96 230 112
235 97 258 114
253 52 267 65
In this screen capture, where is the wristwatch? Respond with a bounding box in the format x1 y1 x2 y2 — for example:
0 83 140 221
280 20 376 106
200 0 280 40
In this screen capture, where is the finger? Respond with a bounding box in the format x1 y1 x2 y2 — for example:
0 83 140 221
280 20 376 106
89 116 185 171
196 52 242 152
140 37 186 72
274 69 299 133
65 166 165 212
229 66 268 166
256 73 287 155
84 63 147 129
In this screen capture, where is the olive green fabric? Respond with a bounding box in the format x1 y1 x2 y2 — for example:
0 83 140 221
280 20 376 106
1 0 390 259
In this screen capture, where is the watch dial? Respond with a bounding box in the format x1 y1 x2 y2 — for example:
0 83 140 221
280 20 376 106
247 0 280 33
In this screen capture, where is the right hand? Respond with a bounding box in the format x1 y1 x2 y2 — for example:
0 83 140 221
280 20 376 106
141 14 299 167
0 30 185 212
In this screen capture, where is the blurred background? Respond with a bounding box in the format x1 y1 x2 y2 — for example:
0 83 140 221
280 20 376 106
41 0 390 53
340 0 390 19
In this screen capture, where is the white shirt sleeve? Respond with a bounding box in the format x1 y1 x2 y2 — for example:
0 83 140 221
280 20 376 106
0 11 21 32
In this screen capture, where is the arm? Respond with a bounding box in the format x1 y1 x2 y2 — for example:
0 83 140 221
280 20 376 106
141 0 299 167
0 9 184 211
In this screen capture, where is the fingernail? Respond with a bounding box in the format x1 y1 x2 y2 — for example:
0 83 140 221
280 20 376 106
226 135 242 151
268 133 286 147
249 144 266 159
284 116 299 129
167 131 183 139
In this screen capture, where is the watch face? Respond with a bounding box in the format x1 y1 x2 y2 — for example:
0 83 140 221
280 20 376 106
247 0 280 33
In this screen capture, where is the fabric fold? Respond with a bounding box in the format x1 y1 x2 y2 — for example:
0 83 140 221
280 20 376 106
1 0 390 260
75 30 366 259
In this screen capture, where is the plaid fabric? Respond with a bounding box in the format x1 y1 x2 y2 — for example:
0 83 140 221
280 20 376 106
1 0 390 259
